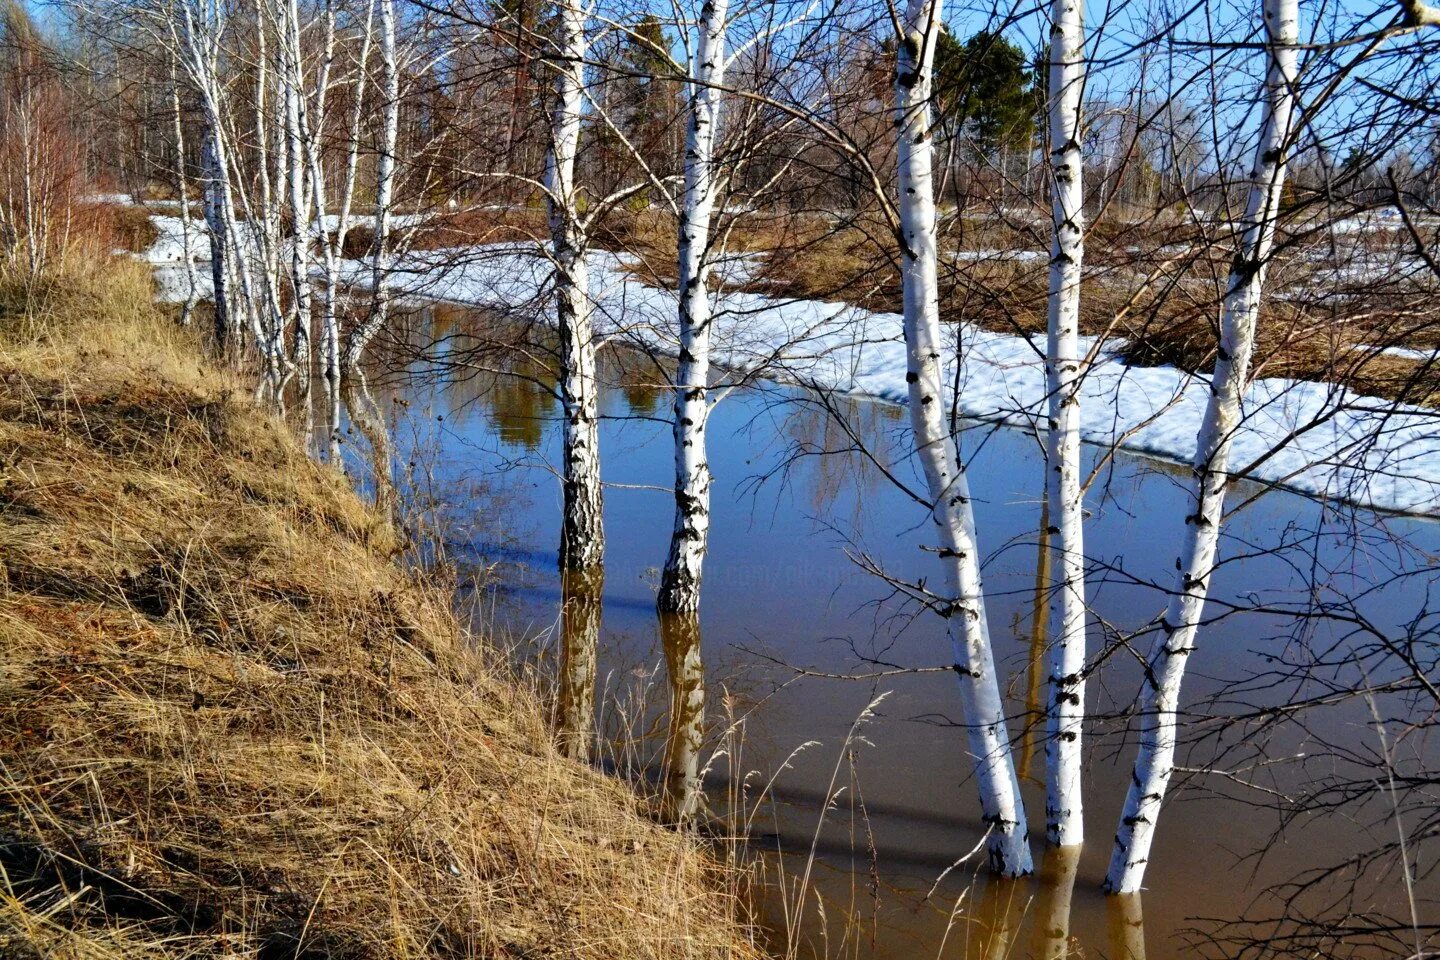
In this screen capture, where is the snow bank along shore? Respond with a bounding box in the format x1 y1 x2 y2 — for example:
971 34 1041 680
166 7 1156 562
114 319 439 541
140 212 1440 517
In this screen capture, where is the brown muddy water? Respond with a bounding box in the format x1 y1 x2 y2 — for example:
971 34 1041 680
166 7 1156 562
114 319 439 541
354 303 1438 959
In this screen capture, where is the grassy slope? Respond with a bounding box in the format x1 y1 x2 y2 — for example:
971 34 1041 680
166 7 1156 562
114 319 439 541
0 261 758 959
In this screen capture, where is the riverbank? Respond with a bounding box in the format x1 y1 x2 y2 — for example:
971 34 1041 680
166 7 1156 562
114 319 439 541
0 259 760 959
139 211 1440 516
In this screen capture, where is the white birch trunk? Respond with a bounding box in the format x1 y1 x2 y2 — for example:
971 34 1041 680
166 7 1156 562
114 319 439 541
214 125 267 361
1042 0 1088 849
290 0 346 462
343 0 398 376
1103 0 1299 893
170 77 200 327
251 4 287 389
280 0 315 441
178 1 264 362
248 1 290 368
545 0 604 573
894 0 1032 877
319 0 373 463
658 0 728 616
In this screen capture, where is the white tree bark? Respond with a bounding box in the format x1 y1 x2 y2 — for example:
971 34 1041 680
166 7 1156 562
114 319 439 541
894 0 1032 877
343 0 398 376
279 0 367 463
316 0 373 463
545 0 604 573
170 74 199 327
1042 0 1088 849
176 1 265 362
657 0 728 617
250 2 289 387
1104 0 1300 894
291 0 339 459
280 0 314 436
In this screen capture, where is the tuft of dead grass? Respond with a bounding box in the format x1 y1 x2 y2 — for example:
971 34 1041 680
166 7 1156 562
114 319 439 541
0 259 761 959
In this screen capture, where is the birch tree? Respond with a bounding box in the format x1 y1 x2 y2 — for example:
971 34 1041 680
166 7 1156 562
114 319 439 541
342 0 399 377
169 69 200 326
555 568 603 760
1042 0 1088 849
1103 0 1300 893
655 0 729 618
310 0 373 463
278 0 316 432
277 0 374 460
249 3 291 385
545 0 607 756
544 0 605 575
199 125 231 348
894 0 1031 877
660 611 705 822
173 0 269 367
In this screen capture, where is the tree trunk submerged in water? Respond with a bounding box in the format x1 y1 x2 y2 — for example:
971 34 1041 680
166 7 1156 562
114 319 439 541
1103 0 1299 895
657 0 729 618
340 369 397 524
556 566 603 761
1107 890 1146 959
1032 843 1082 960
545 0 604 574
893 0 1032 878
660 612 705 823
1043 0 1088 850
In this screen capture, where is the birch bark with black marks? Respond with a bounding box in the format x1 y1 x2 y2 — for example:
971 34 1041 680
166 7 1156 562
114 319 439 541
177 1 264 362
169 73 199 327
656 0 729 617
279 0 314 436
289 0 359 464
545 0 604 573
320 0 372 462
343 0 398 376
1042 0 1087 849
249 2 289 390
1103 0 1299 894
894 0 1032 877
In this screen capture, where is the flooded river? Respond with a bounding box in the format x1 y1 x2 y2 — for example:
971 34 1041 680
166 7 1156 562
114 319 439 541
356 302 1438 959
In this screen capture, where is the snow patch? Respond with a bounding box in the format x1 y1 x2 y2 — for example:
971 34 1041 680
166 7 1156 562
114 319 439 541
140 215 1440 516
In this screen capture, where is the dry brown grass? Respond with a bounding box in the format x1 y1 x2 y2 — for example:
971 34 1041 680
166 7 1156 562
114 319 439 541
0 259 761 959
344 208 553 260
102 203 161 255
